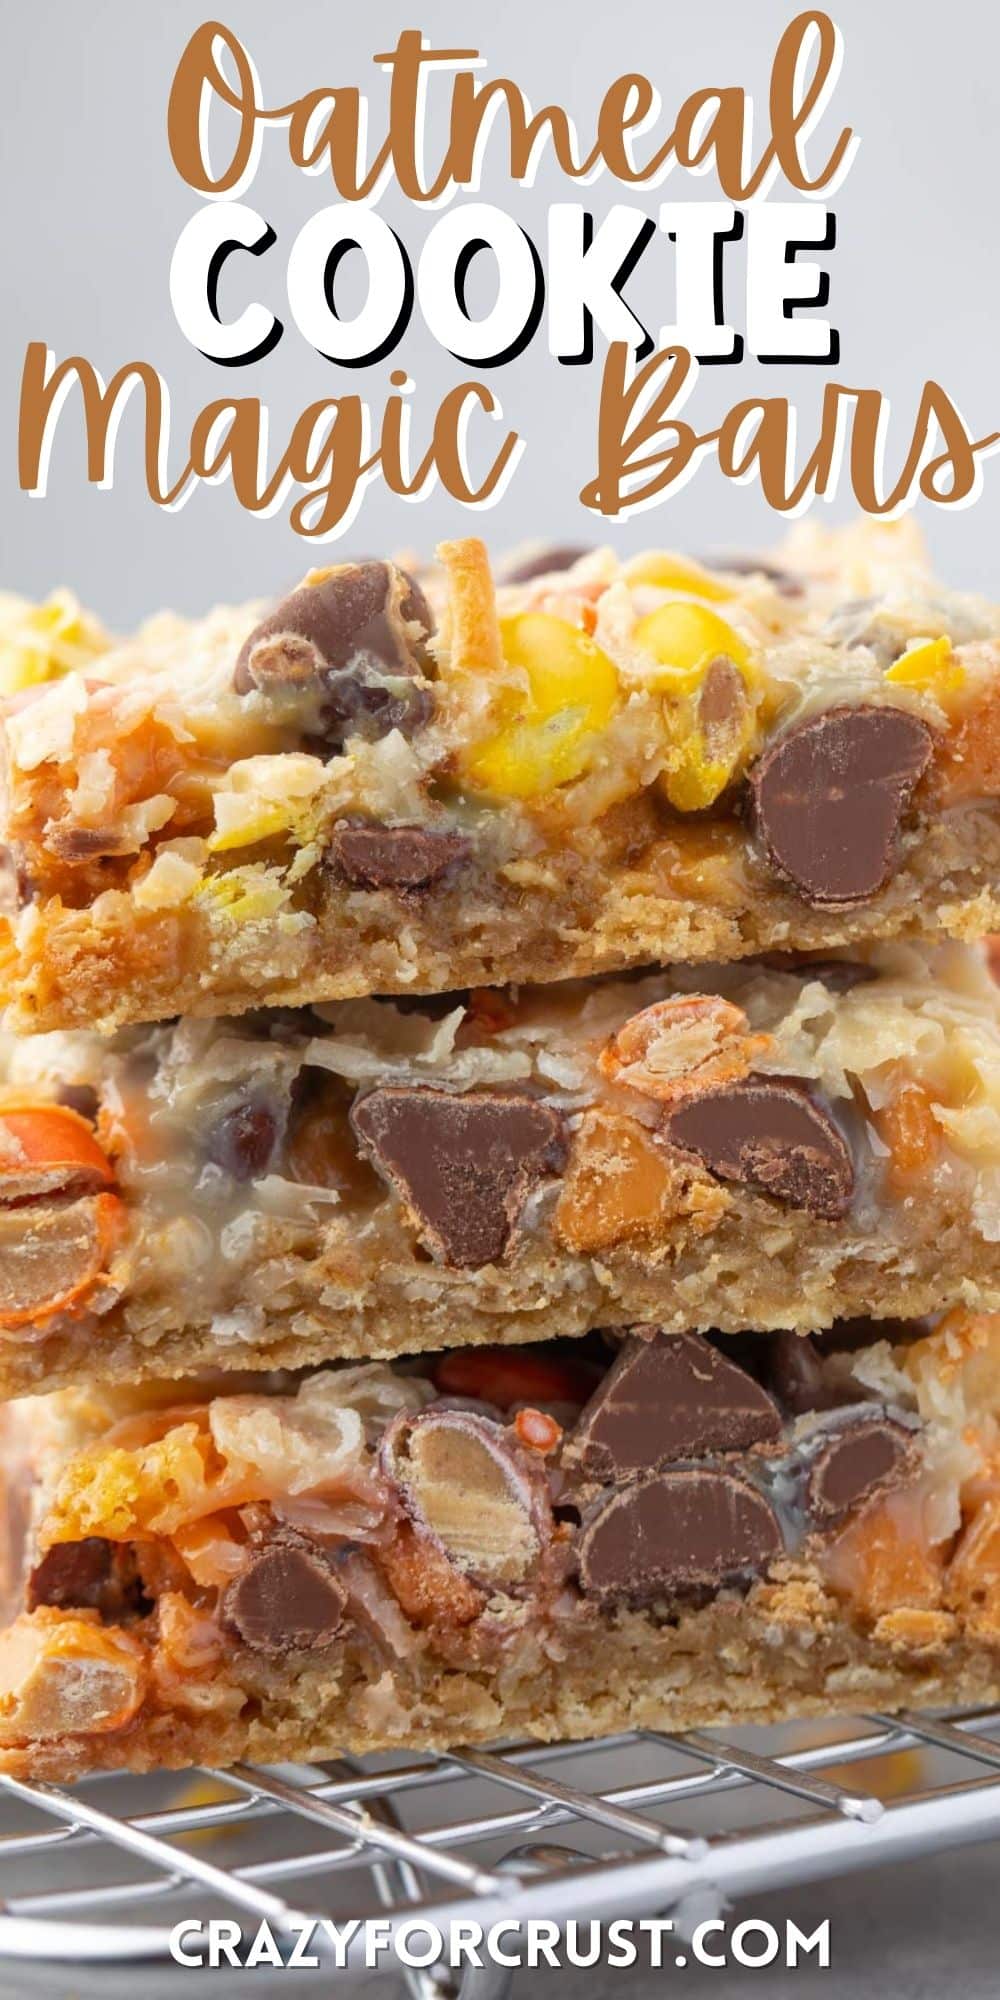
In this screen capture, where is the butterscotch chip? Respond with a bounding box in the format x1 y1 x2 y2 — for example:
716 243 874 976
555 1108 725 1255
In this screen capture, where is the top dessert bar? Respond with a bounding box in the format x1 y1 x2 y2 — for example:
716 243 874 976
1 519 998 1033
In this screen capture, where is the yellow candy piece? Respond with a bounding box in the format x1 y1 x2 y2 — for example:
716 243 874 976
0 590 107 696
208 803 294 853
633 601 751 686
885 636 965 697
463 612 620 800
625 553 735 602
634 602 758 812
196 866 293 924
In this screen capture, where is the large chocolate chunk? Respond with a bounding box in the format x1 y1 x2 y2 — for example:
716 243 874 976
329 823 471 894
222 1535 346 1655
749 705 933 906
806 1418 913 1527
578 1468 783 1609
570 1331 781 1481
234 561 434 750
664 1077 853 1220
350 1088 567 1267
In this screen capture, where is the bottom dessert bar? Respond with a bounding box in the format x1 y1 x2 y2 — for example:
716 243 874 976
2 1315 1000 1781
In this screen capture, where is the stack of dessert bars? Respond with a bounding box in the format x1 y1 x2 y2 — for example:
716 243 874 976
2 519 1000 1782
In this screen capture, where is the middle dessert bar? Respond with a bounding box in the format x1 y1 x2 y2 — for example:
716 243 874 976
0 941 999 1396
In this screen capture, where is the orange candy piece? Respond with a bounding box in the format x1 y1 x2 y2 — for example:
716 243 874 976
822 1496 945 1621
0 1102 115 1204
872 1081 941 1194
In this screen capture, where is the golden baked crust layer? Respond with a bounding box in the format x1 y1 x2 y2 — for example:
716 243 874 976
1 1579 993 1784
6 808 999 1035
8 1194 999 1398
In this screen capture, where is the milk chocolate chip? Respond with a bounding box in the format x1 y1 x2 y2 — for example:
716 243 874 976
664 1078 854 1220
329 823 471 893
807 1418 913 1526
350 1088 567 1266
570 1331 781 1481
749 705 933 906
234 561 434 750
222 1535 346 1656
578 1468 783 1609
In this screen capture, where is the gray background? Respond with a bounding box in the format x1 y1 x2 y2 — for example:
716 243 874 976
1 0 998 627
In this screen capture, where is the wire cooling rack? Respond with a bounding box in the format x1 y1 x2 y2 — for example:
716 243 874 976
3 1709 1000 1990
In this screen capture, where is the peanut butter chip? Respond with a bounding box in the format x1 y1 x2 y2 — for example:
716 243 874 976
351 1087 567 1266
749 705 933 906
664 1077 854 1220
570 1331 781 1482
222 1536 346 1656
578 1469 783 1610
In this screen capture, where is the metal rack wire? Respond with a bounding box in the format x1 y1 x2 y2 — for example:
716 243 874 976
3 1709 1000 1991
